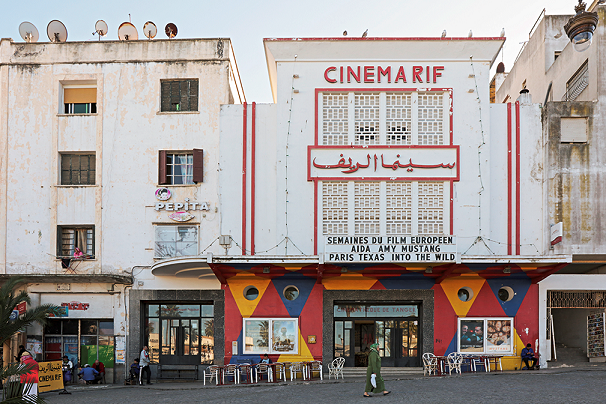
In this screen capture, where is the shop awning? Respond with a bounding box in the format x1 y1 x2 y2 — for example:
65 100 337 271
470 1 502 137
151 256 216 279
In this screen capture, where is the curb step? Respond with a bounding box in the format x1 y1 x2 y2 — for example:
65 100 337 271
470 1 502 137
342 367 423 376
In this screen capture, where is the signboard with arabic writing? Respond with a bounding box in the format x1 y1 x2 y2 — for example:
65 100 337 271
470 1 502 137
308 146 459 181
324 235 457 263
38 361 64 393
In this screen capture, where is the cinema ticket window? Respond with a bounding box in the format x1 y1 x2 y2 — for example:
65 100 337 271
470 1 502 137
458 317 514 354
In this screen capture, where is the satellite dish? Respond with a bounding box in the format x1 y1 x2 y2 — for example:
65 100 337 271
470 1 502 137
47 20 68 43
165 23 178 39
143 21 157 39
19 22 39 43
94 20 108 40
118 22 138 41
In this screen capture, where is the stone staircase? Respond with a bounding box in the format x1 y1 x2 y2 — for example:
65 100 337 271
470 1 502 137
342 367 423 377
549 344 588 366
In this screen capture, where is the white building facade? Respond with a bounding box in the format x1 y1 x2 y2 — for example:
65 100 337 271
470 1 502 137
0 37 244 380
496 6 606 366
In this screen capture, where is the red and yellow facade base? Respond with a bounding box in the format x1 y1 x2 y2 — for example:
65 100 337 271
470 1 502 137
211 262 565 370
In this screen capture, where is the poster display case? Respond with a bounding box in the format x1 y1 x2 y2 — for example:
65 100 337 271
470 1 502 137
587 312 606 358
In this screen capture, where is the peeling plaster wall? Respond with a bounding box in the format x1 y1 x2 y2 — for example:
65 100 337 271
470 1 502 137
0 38 240 278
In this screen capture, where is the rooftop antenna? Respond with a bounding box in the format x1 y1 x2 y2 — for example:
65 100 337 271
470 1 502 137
165 23 178 39
47 20 68 43
19 22 39 43
93 20 108 41
118 22 138 41
143 21 157 39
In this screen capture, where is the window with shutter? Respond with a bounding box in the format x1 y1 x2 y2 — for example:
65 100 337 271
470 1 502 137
160 79 199 112
57 225 95 258
60 154 96 185
158 150 204 185
63 87 97 114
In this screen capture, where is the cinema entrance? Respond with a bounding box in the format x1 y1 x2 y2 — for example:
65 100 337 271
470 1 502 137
333 303 420 367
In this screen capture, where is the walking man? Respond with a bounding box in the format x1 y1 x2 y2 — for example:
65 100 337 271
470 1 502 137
139 346 152 385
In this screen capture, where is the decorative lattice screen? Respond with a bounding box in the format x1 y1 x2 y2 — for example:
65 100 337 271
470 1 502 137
322 93 349 145
354 182 380 234
354 93 380 145
418 93 444 145
418 182 444 234
322 182 348 234
386 93 412 145
386 182 412 234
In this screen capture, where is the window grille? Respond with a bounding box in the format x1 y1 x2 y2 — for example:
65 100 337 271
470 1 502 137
563 60 589 101
386 182 412 234
418 93 444 145
322 182 349 234
354 93 380 145
160 79 199 112
354 182 380 234
548 290 606 309
61 154 96 185
58 226 94 258
322 93 349 145
386 93 412 145
418 182 444 234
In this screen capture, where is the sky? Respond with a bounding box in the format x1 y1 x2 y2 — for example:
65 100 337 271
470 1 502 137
0 0 582 103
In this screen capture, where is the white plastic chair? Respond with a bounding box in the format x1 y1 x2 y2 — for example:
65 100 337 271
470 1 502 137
446 352 462 375
289 362 306 381
223 364 240 384
328 357 345 379
422 353 438 376
472 356 488 372
203 365 219 385
256 363 272 383
307 361 323 380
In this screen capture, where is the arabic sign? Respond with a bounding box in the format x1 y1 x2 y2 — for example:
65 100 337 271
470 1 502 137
308 146 459 180
38 361 64 393
324 235 457 263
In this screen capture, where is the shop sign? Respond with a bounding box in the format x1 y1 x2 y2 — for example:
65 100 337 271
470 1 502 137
325 235 457 263
38 361 64 393
334 304 418 318
16 301 27 314
61 301 89 311
323 65 445 84
308 146 459 180
154 200 210 211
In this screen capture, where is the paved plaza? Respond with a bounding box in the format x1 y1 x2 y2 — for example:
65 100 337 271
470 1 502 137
42 365 606 404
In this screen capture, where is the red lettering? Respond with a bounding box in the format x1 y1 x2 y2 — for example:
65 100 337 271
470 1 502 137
378 66 391 83
347 66 361 83
324 66 337 83
364 66 374 83
340 66 344 83
433 66 444 83
394 66 407 83
427 66 430 83
413 66 423 83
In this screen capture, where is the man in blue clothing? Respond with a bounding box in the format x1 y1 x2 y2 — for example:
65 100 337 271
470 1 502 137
78 364 99 384
521 343 537 370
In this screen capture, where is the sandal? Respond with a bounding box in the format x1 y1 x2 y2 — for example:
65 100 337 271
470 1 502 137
383 391 391 396
363 394 371 397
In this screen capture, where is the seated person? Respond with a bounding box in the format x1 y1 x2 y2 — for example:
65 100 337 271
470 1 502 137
521 343 537 370
62 355 74 383
78 364 99 384
260 354 271 364
92 359 105 383
129 358 140 382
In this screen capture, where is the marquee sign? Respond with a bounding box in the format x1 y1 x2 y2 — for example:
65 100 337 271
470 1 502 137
308 146 459 181
324 235 457 263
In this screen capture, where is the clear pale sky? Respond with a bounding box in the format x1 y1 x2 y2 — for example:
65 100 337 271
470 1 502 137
1 0 581 103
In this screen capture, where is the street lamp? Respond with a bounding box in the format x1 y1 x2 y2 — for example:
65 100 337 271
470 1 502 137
564 1 602 52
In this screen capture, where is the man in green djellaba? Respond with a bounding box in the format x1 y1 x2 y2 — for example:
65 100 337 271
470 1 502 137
364 342 391 397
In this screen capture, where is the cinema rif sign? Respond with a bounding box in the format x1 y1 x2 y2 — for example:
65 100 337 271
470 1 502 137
325 235 457 263
308 146 459 181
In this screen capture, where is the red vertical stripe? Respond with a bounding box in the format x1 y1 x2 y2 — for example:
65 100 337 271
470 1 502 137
251 102 256 255
313 180 318 255
515 101 521 255
507 103 512 255
450 180 454 234
241 102 247 255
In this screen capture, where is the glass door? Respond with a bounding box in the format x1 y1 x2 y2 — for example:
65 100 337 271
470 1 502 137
334 321 354 367
160 318 199 365
395 320 419 366
376 321 395 367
